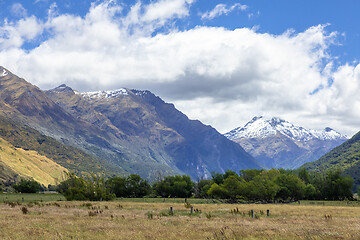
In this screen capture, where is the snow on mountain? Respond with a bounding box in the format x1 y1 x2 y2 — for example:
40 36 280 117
1 69 8 77
224 116 347 142
76 88 128 99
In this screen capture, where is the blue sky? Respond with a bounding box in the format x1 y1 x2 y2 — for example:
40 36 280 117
1 0 360 136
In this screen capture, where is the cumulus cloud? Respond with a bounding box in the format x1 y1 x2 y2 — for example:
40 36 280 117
0 16 44 49
11 3 28 18
0 0 359 136
201 3 247 20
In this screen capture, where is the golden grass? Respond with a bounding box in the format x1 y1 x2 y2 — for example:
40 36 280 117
1 200 360 239
0 137 68 186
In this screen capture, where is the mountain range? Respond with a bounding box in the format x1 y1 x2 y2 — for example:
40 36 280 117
303 131 360 188
224 116 348 169
0 66 260 183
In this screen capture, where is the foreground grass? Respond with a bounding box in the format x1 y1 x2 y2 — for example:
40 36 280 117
1 199 360 240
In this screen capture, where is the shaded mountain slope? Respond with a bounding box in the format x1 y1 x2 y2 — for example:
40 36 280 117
303 131 360 187
47 86 260 179
0 66 260 180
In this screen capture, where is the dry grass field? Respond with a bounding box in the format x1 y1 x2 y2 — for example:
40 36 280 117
1 199 360 240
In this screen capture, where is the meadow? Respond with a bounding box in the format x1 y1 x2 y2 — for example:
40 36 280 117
1 194 360 240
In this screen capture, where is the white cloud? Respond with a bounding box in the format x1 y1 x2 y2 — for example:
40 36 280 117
11 3 28 18
0 16 44 49
201 3 248 20
0 0 359 136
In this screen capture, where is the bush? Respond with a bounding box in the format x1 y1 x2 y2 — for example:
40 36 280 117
12 179 41 193
106 174 151 198
153 175 194 198
57 172 115 201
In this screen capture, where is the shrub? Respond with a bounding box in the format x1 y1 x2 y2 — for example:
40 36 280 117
21 206 29 214
13 179 41 193
57 172 115 201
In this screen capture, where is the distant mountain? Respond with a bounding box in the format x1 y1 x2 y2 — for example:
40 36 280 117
0 66 260 180
46 84 260 179
302 131 360 188
224 116 347 169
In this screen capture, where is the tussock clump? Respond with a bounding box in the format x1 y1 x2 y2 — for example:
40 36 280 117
21 206 29 214
88 209 103 217
184 202 192 209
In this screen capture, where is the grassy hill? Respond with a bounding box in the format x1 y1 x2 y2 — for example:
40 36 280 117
0 116 119 178
303 131 360 188
0 137 68 186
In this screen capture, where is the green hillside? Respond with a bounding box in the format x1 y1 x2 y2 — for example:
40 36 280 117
303 131 360 188
0 137 68 186
0 116 120 178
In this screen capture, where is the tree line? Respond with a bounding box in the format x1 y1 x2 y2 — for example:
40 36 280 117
3 168 356 202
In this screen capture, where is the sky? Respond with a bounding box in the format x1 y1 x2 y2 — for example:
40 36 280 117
1 0 360 136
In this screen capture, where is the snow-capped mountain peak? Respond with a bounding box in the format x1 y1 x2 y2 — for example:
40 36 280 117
224 116 347 142
76 88 128 99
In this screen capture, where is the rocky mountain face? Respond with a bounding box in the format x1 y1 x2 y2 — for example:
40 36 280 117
0 66 260 180
224 116 347 169
302 131 360 189
46 85 260 179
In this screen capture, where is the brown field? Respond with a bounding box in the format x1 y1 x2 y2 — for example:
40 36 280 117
1 200 360 240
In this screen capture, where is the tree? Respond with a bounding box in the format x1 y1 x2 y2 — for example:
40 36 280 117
125 174 151 198
222 175 245 201
57 172 88 200
239 169 263 182
153 175 194 198
274 173 305 201
106 176 127 197
207 183 229 199
298 168 310 184
304 184 319 200
195 179 213 198
13 179 42 193
57 172 115 201
247 170 280 202
323 169 353 200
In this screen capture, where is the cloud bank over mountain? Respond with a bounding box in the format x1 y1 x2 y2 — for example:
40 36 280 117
0 0 359 136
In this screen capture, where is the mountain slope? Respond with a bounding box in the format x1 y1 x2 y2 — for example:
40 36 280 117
0 136 68 186
224 116 347 169
0 115 114 176
0 66 260 180
46 85 260 179
302 131 360 187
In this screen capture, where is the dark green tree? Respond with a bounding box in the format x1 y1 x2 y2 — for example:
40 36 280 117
195 179 213 198
153 175 194 198
57 172 115 201
13 179 42 193
239 169 263 182
323 169 353 200
207 183 229 199
274 173 305 201
106 176 127 197
125 174 151 198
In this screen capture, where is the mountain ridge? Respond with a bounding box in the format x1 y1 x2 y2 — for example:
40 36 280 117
225 116 347 142
302 131 360 189
0 66 261 180
224 116 347 169
46 83 261 179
